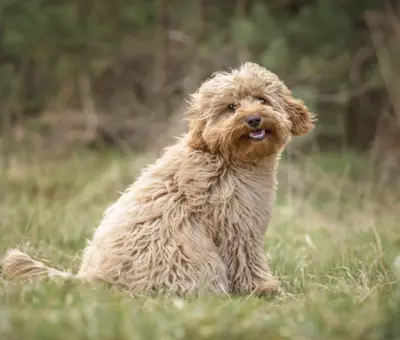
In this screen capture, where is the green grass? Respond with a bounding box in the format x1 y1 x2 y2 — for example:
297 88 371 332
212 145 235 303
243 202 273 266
0 149 399 340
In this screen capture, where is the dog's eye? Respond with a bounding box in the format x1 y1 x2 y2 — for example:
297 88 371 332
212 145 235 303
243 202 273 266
257 97 270 105
228 104 237 112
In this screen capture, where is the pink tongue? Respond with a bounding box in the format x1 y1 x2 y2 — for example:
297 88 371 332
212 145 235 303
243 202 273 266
249 129 265 139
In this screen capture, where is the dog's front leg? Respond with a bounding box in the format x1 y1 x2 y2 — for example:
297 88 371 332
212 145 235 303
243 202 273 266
220 231 280 296
246 244 281 296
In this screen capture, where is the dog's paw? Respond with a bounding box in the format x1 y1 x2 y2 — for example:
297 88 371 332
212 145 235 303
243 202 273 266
253 278 282 296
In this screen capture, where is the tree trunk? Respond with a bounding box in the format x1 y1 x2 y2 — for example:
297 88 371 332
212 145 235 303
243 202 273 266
153 0 170 116
235 0 249 64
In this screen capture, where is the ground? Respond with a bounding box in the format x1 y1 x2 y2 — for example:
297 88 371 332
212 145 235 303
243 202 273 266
0 148 399 340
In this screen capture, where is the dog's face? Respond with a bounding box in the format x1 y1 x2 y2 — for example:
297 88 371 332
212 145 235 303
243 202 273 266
186 62 315 163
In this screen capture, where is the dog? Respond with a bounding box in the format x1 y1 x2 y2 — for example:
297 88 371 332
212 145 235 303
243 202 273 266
2 62 315 297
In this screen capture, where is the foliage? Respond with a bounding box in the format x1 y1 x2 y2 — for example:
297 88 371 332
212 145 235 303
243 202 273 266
0 0 392 151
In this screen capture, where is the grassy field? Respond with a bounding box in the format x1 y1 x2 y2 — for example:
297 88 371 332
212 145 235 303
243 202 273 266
0 148 399 340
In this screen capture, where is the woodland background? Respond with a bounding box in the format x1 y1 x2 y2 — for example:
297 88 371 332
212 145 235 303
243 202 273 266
1 0 399 187
1 2 400 339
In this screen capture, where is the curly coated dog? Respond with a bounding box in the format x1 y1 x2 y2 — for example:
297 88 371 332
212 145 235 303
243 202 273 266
2 62 315 297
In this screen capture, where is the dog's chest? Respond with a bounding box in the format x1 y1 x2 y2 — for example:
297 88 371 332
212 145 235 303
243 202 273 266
199 167 276 234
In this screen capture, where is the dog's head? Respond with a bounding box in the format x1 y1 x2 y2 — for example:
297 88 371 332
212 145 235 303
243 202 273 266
186 62 316 163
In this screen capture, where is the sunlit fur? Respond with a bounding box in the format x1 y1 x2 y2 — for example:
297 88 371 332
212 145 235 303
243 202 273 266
2 62 315 297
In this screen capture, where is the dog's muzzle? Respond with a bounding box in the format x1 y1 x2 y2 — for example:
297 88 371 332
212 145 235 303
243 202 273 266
245 115 268 141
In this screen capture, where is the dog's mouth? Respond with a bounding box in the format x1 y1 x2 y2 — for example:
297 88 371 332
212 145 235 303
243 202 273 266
248 129 269 141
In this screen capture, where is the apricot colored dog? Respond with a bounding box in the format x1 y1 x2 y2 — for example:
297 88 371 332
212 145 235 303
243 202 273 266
2 62 315 297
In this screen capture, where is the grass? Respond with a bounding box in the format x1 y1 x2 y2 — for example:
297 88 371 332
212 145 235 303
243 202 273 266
0 148 399 340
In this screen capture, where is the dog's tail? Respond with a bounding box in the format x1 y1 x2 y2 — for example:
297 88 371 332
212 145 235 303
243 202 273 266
2 249 75 281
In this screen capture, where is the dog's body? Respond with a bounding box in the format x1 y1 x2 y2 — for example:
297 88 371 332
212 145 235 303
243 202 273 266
78 137 279 296
2 62 315 297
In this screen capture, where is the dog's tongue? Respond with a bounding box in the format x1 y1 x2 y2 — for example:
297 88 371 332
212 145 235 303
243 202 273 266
249 129 266 140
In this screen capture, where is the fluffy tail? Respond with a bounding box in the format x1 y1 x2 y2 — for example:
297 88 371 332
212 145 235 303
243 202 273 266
2 249 74 281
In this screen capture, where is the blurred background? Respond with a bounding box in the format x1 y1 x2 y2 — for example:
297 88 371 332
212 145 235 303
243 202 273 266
1 4 400 337
0 0 399 200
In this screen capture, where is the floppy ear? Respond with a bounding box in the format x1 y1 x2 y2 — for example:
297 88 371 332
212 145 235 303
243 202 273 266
187 119 208 152
282 91 315 136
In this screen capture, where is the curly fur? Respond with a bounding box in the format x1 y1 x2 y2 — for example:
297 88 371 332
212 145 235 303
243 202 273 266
2 62 315 297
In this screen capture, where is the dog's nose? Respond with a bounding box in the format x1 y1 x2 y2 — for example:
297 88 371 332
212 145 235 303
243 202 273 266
246 116 262 128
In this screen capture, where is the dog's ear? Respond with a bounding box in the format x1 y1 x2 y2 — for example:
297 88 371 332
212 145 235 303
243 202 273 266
187 119 208 152
185 93 209 151
282 91 315 136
